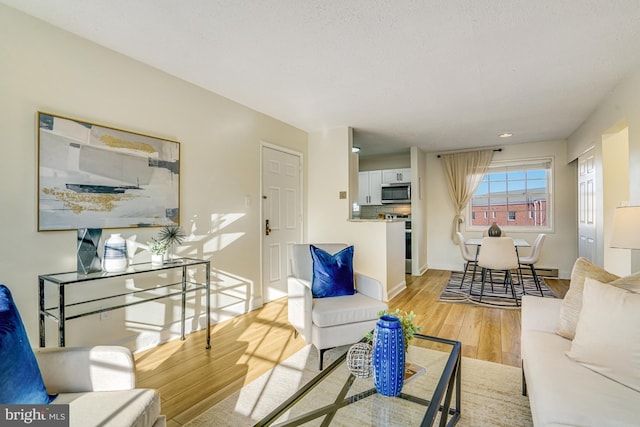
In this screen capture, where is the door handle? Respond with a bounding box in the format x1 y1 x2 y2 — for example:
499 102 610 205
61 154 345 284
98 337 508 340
265 219 272 236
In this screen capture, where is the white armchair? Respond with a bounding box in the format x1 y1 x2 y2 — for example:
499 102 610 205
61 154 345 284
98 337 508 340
288 243 388 369
35 346 165 427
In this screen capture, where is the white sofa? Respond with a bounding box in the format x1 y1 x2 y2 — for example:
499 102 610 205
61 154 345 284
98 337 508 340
36 346 165 427
521 295 638 426
288 243 388 369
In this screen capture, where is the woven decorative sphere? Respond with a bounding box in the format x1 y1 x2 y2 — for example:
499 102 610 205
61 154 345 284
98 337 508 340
346 342 373 379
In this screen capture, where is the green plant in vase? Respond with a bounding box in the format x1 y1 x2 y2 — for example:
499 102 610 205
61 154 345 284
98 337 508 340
365 308 423 352
158 224 186 261
147 238 168 265
147 238 168 256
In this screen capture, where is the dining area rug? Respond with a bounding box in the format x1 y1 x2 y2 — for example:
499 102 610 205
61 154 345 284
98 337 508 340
438 270 557 309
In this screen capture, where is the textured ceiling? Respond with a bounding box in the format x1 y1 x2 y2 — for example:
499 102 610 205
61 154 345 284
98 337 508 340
3 0 640 156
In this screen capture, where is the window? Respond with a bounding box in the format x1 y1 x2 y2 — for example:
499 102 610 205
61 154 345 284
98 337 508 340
468 158 552 231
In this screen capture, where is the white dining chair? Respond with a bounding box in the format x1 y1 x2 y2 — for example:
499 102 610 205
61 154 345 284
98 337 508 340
455 232 478 288
475 237 520 306
517 234 546 296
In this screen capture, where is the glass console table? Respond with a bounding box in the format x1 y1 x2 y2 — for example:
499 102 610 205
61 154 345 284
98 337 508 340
38 257 210 349
257 334 461 427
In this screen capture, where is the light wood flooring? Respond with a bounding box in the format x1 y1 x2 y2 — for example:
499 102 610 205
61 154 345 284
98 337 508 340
135 269 569 426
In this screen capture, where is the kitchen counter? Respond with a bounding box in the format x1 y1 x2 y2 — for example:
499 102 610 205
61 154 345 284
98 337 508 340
337 219 406 300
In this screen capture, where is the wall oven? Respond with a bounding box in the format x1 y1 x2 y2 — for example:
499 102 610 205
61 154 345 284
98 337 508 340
381 183 411 204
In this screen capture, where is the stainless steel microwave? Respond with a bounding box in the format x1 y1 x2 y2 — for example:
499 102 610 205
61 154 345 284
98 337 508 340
381 183 411 204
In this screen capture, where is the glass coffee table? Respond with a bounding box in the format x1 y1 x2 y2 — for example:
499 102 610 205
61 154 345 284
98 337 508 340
256 334 461 427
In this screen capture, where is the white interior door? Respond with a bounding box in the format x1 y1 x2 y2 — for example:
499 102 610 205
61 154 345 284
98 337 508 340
262 145 302 303
578 149 596 262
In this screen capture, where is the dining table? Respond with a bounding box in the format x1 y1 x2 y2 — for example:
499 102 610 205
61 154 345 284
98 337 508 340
464 237 530 248
465 237 530 262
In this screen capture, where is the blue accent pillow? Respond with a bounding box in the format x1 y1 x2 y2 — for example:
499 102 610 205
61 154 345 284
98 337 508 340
0 285 57 404
310 245 356 298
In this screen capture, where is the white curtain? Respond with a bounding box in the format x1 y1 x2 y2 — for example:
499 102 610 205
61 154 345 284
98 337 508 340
441 150 494 242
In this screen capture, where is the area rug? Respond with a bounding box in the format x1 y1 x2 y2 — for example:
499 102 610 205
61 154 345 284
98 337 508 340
185 345 532 427
438 271 557 309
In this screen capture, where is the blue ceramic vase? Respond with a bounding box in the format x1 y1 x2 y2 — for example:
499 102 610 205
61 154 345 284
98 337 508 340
372 315 405 396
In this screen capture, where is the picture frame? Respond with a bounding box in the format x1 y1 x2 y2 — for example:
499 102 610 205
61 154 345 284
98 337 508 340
38 112 180 231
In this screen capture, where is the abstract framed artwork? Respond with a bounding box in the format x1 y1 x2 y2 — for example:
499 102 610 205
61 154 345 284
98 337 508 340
38 112 180 231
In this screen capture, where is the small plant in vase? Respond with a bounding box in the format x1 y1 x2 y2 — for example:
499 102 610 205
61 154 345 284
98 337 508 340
148 238 168 265
158 224 186 262
365 308 423 352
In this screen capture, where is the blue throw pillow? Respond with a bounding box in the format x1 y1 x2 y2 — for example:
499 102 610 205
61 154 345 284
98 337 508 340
0 285 56 404
310 245 356 298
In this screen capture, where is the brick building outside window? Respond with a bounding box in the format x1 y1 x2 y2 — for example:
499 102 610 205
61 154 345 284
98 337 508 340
468 158 552 230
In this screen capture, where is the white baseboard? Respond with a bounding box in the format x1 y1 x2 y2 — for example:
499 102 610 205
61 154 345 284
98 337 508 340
428 263 463 272
387 279 407 301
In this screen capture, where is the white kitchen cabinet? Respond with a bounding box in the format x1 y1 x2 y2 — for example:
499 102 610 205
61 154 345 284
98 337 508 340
358 170 382 205
382 168 411 184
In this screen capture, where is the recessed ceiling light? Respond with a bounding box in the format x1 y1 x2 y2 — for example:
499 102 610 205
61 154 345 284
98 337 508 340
499 133 513 138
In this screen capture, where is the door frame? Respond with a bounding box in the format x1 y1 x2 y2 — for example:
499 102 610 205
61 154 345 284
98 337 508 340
259 141 304 307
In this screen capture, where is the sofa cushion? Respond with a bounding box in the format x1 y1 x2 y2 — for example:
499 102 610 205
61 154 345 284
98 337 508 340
522 330 639 426
0 285 56 404
312 293 386 327
310 245 356 298
556 257 619 339
610 271 640 293
566 278 640 392
52 389 161 427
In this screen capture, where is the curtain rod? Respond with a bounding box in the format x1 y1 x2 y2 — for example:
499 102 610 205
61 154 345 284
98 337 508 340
437 148 502 158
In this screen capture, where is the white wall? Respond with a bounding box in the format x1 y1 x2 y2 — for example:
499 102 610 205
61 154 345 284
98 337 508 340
410 147 428 275
568 69 640 272
307 128 406 299
603 128 630 275
426 140 578 278
0 5 307 350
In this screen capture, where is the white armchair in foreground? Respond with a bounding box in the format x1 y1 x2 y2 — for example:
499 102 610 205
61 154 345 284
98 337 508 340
36 346 165 427
287 243 388 370
0 284 164 427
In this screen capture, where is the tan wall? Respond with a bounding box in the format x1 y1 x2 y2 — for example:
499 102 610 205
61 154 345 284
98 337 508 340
359 153 411 171
426 140 578 278
0 5 307 349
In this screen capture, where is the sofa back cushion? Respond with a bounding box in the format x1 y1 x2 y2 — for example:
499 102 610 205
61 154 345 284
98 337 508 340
609 272 640 293
556 257 619 339
566 278 640 392
0 285 57 404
